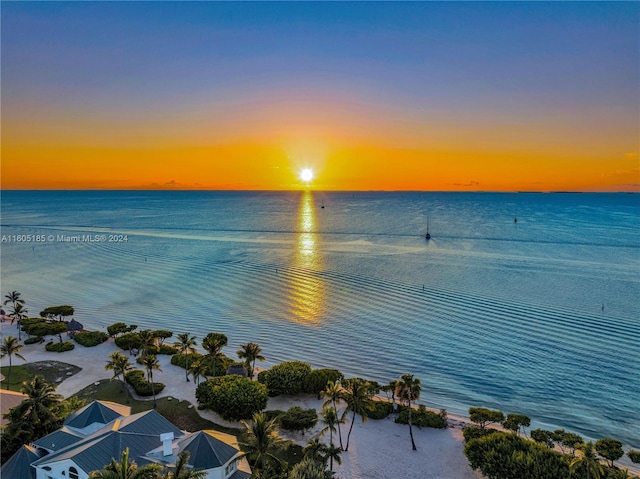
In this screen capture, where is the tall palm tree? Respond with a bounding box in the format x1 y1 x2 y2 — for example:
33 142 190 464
162 450 207 479
140 355 161 408
570 442 605 479
88 447 162 479
201 332 227 377
324 444 342 472
0 336 26 389
12 375 63 436
137 330 156 357
319 405 342 473
341 378 374 451
240 412 286 472
236 342 265 378
395 373 422 451
105 351 133 403
3 291 25 310
11 303 28 340
322 380 345 449
174 333 197 382
188 359 208 386
303 437 327 462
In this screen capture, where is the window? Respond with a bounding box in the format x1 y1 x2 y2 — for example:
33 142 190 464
225 459 237 476
69 467 79 479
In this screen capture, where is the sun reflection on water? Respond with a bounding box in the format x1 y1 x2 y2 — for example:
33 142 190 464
288 191 326 325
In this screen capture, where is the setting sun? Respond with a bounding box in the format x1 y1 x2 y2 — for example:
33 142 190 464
299 168 314 183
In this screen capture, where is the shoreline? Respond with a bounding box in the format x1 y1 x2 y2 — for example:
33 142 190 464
2 320 639 476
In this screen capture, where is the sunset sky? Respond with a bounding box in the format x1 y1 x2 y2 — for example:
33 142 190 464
2 2 638 191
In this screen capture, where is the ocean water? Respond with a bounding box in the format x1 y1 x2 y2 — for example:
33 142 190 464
1 190 638 446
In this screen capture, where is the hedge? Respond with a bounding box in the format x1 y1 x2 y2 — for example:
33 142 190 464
395 404 447 429
258 361 312 396
74 331 109 347
195 375 268 421
45 341 75 353
125 369 165 397
280 406 318 433
21 319 67 338
303 368 343 396
24 336 43 345
366 400 393 420
171 352 231 377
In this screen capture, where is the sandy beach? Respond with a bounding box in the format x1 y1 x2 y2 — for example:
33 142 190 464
0 321 481 478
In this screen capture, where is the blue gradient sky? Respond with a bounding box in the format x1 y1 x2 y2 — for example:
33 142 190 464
2 1 638 190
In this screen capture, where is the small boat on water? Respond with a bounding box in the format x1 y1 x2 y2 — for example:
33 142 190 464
425 218 431 240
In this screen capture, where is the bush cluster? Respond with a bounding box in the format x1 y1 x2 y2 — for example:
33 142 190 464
394 404 447 429
302 368 343 396
195 375 268 421
45 341 75 353
124 369 165 396
171 352 230 377
21 318 67 338
24 336 43 345
73 331 108 347
148 344 179 355
279 406 318 433
365 400 393 420
258 361 312 396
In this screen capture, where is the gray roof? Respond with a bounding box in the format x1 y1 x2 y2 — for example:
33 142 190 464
33 409 185 474
229 470 251 479
64 400 129 429
226 364 248 377
177 430 239 469
33 426 85 452
0 445 43 479
67 319 84 331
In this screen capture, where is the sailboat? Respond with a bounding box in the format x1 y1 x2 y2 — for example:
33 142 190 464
514 205 517 223
321 200 325 209
425 218 431 240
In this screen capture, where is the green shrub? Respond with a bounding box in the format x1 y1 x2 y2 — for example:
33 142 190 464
195 375 268 421
366 400 393 420
463 426 499 442
258 361 312 396
22 319 67 338
124 369 165 397
115 332 141 351
303 368 343 396
280 406 318 433
73 331 108 347
45 341 75 353
171 352 229 377
20 317 45 329
395 404 446 429
264 410 285 423
24 336 43 345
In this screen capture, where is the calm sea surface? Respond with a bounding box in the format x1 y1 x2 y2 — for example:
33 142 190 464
1 191 638 446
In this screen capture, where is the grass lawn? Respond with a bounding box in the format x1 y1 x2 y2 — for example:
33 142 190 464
1 361 81 391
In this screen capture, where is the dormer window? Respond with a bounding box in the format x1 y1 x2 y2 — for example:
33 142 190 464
69 466 79 479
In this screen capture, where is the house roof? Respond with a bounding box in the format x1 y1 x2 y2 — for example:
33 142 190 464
0 389 28 427
33 409 184 473
33 426 85 452
63 400 130 429
176 430 239 469
0 444 43 479
229 470 251 479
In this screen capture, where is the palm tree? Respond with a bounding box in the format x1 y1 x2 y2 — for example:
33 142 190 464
88 447 162 479
236 342 265 378
3 291 25 310
395 373 421 451
105 351 133 403
201 332 227 377
240 412 286 472
162 451 207 479
0 336 26 389
140 354 161 408
11 303 28 340
341 378 374 451
174 333 197 382
322 380 345 449
319 405 342 472
12 375 63 436
303 437 327 462
137 330 156 357
570 442 605 479
324 444 342 471
188 359 208 386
